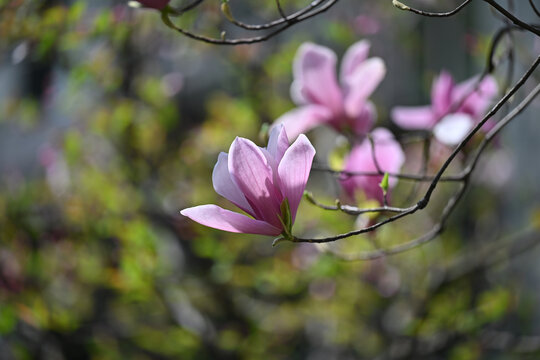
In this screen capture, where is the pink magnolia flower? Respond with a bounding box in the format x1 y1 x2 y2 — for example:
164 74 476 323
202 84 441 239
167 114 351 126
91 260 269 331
392 71 498 145
275 41 386 141
181 125 315 237
341 128 405 204
135 0 170 10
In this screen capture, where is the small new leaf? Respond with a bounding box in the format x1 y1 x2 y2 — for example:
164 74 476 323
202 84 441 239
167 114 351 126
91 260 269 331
220 1 233 21
379 172 389 195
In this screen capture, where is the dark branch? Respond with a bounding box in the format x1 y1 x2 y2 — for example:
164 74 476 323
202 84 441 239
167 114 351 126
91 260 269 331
392 0 474 17
161 0 340 45
483 0 540 36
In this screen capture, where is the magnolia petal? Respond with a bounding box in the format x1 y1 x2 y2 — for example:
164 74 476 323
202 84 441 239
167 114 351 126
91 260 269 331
369 128 406 185
343 57 386 118
431 71 454 116
293 43 343 112
277 134 316 222
351 101 377 136
433 113 474 146
340 40 371 81
391 106 436 130
212 152 254 215
290 80 307 105
341 141 377 201
265 125 290 186
341 128 404 203
228 137 282 227
477 75 498 97
180 205 281 236
329 101 376 136
454 75 498 119
267 124 289 162
274 105 334 142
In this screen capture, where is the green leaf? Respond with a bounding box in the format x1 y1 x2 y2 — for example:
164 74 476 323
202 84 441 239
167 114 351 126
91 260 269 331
220 1 233 21
379 172 389 195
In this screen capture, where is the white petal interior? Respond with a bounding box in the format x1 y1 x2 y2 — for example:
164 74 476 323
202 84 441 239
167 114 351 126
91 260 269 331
433 113 474 146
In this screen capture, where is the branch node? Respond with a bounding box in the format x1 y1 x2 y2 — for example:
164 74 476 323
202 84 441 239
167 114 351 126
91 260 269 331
272 236 294 247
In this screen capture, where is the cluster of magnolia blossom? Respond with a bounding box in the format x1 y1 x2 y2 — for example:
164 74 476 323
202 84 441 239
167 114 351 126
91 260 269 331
181 40 498 240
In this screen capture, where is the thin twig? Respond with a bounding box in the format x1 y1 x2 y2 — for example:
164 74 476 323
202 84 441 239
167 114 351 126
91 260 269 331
220 0 323 30
161 0 340 45
275 0 288 20
392 0 474 17
169 0 205 16
312 165 465 183
464 82 540 176
316 182 466 259
530 0 540 17
304 191 411 215
483 0 540 36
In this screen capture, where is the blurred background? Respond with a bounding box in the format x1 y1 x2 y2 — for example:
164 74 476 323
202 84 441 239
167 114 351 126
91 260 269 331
1 0 540 359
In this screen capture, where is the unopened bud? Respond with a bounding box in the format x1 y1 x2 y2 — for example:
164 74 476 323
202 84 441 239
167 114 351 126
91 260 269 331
392 0 410 11
221 2 234 21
